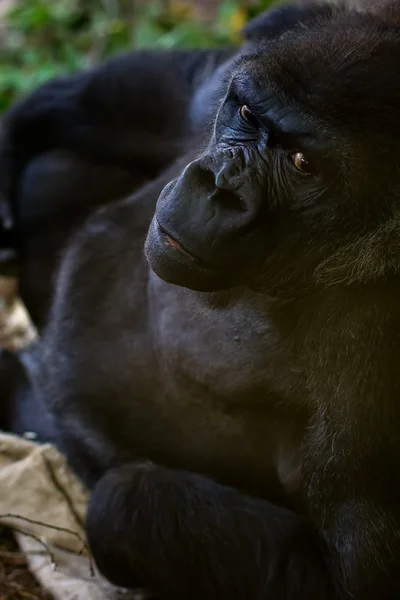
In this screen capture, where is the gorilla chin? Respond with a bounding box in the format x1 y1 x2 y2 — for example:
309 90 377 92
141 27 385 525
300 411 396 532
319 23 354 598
145 217 235 292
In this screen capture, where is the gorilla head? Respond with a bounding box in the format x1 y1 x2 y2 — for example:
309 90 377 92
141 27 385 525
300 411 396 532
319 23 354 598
145 10 400 296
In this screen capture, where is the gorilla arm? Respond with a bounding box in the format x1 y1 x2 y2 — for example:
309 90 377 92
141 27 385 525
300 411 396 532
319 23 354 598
86 460 400 600
0 47 232 229
86 463 334 600
0 49 228 320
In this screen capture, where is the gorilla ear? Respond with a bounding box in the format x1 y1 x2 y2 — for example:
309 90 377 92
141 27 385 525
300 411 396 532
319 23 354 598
242 2 340 41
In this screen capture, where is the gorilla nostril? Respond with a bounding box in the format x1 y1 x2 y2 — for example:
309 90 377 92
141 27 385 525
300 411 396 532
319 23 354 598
212 189 246 212
196 163 246 211
215 170 239 191
214 154 243 191
199 168 216 190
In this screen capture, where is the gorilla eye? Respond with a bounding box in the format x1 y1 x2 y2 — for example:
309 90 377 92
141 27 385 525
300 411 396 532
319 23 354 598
240 104 256 125
291 151 312 174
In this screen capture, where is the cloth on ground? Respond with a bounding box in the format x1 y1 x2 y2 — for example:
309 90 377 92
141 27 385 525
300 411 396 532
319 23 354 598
0 431 143 599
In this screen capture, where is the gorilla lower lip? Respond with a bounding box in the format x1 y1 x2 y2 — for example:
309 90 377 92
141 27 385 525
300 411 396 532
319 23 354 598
147 218 232 291
157 222 200 263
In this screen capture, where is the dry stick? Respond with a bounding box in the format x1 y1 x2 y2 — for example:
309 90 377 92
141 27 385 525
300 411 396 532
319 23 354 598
42 457 85 531
0 525 56 572
0 514 95 577
0 550 27 565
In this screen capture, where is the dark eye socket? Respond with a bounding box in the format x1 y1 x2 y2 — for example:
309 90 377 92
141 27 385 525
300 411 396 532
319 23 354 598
239 105 258 127
291 151 313 174
238 107 316 174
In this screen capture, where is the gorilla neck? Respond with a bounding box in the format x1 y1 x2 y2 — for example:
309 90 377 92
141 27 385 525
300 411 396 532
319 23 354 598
148 270 396 398
146 270 396 501
148 270 302 401
147 271 307 501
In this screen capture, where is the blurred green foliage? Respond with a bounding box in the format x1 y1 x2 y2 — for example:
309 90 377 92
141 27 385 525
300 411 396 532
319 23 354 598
0 0 278 113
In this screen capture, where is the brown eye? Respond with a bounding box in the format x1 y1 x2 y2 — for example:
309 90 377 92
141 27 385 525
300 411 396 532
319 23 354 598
240 104 254 123
291 151 311 173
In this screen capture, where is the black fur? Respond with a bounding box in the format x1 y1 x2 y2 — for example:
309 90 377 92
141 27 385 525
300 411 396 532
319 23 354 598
2 2 400 599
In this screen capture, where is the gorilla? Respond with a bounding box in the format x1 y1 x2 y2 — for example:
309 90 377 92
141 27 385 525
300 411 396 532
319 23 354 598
2 1 400 599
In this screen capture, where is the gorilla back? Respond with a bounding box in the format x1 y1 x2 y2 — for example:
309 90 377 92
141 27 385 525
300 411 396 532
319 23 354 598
4 2 400 600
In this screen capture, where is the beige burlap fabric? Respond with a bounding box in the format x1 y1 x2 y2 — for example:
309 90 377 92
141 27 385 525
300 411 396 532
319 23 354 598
0 432 145 599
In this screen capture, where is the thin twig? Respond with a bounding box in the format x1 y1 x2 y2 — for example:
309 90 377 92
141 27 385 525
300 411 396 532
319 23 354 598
0 514 95 577
2 526 56 572
0 550 27 565
42 457 85 530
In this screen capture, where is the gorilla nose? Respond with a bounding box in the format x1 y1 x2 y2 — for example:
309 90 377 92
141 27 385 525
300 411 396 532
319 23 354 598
215 155 241 191
205 149 260 218
212 154 248 212
154 150 263 268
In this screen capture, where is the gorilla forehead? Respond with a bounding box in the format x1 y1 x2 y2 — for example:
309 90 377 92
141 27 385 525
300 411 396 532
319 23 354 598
237 11 400 139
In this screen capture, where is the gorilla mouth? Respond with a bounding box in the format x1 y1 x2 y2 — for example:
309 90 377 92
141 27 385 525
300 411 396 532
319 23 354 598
156 220 202 264
146 217 236 292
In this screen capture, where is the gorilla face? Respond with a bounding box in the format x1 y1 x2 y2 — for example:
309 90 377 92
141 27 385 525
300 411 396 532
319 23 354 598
145 13 400 295
145 147 268 292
